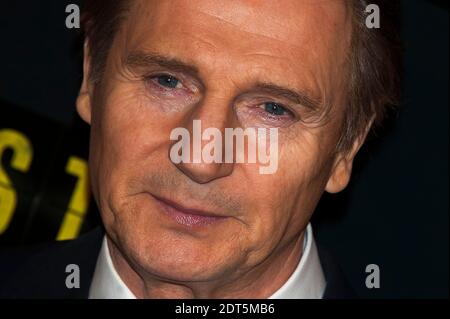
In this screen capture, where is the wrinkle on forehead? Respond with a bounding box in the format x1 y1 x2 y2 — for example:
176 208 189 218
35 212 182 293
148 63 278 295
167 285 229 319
127 0 351 51
187 0 351 46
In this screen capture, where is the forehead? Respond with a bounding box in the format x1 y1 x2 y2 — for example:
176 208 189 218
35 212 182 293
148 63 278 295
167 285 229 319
116 0 352 100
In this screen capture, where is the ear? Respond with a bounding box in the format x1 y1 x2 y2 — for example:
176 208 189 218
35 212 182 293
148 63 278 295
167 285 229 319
76 40 93 124
325 117 375 193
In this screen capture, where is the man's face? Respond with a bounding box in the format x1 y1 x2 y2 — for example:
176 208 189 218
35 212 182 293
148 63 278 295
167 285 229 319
78 0 355 293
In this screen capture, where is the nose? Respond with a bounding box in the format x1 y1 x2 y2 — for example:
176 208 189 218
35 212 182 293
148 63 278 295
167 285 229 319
169 96 236 184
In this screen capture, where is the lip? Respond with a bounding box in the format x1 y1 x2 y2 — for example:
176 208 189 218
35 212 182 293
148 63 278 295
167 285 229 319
151 194 229 228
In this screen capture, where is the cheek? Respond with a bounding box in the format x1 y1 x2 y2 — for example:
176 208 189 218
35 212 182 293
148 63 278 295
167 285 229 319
89 86 174 213
244 130 330 246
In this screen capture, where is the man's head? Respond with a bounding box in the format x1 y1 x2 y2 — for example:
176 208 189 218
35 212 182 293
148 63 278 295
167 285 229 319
76 0 400 297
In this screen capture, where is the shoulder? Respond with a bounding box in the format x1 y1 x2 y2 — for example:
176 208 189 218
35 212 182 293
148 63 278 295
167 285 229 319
316 244 357 299
0 227 104 299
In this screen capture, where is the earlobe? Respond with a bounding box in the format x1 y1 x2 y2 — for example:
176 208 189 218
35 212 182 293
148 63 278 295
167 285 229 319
325 116 375 193
325 155 353 194
76 41 93 125
76 92 91 124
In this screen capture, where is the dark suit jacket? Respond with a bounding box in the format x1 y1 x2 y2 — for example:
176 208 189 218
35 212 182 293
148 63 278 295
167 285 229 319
0 227 356 299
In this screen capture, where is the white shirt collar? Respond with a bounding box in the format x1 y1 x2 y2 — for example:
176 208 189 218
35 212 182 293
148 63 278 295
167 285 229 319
88 223 326 299
268 223 326 299
88 234 135 299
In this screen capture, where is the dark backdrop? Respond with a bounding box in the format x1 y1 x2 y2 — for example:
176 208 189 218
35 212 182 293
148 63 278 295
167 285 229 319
0 0 448 298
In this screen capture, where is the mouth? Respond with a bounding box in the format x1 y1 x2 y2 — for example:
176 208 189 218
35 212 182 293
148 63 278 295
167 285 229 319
151 194 230 228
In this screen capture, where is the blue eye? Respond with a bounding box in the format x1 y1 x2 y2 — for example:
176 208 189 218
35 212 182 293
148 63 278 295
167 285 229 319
156 75 180 88
264 102 289 116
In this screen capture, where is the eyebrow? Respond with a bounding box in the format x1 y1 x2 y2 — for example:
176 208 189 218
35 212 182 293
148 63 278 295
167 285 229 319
125 51 323 111
125 51 200 77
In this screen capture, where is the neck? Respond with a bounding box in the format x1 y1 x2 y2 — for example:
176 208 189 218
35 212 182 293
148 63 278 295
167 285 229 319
107 231 305 299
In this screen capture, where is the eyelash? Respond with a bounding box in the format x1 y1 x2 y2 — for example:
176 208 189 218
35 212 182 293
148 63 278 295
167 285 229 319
147 74 185 90
260 102 293 117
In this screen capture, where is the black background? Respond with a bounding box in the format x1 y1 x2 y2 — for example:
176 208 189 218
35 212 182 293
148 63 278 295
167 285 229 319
0 0 448 298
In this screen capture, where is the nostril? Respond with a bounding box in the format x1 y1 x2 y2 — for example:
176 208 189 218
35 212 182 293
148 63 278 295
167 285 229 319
174 162 234 184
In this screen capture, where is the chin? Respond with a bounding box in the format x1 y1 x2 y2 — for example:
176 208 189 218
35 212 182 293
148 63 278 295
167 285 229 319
113 222 237 283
